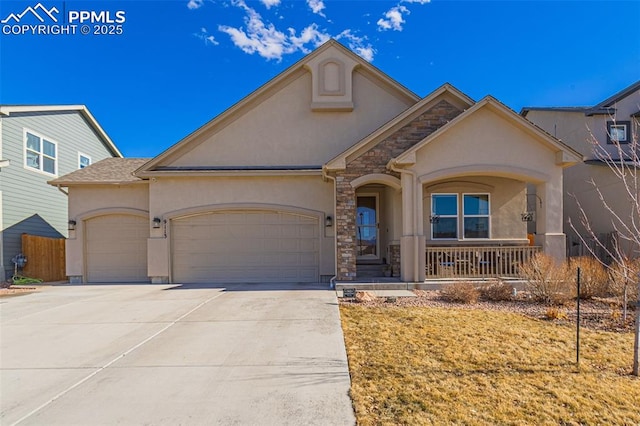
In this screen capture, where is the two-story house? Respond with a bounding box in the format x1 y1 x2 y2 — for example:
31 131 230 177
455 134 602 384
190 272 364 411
523 81 640 259
0 105 122 280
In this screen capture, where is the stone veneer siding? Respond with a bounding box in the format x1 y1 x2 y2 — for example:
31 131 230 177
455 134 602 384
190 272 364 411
389 244 401 278
332 99 463 280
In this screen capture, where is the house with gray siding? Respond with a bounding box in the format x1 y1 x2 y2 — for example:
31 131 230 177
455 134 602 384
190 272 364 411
0 105 122 279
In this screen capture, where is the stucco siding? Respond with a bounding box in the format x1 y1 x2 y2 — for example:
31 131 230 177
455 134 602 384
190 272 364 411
1 111 116 278
161 70 414 168
413 108 559 181
66 184 149 279
148 175 335 278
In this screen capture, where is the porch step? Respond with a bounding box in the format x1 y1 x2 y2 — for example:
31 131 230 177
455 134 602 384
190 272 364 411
335 282 412 291
356 264 387 278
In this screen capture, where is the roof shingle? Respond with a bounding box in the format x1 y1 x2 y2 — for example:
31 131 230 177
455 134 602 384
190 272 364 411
48 158 150 185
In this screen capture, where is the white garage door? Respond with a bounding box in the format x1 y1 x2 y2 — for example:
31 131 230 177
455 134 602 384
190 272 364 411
85 214 149 283
172 211 319 283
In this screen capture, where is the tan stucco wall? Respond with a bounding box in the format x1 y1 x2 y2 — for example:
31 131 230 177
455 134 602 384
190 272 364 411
423 177 527 242
147 175 335 280
526 102 638 255
412 108 560 182
163 70 414 168
65 183 150 278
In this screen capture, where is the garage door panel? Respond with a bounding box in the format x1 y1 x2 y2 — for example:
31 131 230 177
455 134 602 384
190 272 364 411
172 211 320 283
86 214 149 283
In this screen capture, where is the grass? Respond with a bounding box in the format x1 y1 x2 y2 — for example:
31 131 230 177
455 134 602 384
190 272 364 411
340 305 639 425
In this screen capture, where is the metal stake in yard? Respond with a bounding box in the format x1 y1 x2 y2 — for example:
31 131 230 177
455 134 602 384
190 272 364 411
634 272 639 376
576 267 580 366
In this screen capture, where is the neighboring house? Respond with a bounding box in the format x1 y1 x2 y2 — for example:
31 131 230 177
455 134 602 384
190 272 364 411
0 105 122 279
50 41 581 285
522 81 640 259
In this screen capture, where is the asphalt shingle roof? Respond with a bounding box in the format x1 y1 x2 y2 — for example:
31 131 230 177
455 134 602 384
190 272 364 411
49 158 151 185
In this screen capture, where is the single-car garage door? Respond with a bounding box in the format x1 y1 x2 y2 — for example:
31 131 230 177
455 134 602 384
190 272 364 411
85 214 149 283
172 210 319 283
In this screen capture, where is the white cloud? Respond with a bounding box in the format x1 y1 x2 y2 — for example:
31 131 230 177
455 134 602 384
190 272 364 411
194 27 219 45
306 0 326 17
289 23 331 52
377 5 408 31
187 0 204 10
260 0 281 9
335 29 375 62
218 0 292 60
402 0 431 3
218 0 336 61
205 0 378 62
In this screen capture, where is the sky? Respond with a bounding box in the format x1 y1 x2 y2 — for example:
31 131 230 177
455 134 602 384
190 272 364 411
1 0 639 158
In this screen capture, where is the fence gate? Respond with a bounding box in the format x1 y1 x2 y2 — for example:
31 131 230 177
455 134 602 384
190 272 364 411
20 234 66 282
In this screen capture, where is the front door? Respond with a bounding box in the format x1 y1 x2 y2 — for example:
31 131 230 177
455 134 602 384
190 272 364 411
356 195 379 260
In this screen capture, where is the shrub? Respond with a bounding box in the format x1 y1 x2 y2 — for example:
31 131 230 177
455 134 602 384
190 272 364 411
608 258 640 307
478 281 514 302
567 256 609 299
544 306 568 321
520 253 573 305
440 282 479 304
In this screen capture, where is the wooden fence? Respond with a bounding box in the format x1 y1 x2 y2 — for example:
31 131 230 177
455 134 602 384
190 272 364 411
21 234 66 282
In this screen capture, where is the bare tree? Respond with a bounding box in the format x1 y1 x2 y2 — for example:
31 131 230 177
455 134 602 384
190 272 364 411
568 115 639 376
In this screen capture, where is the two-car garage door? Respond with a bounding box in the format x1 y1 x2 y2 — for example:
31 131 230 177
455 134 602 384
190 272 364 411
171 211 319 283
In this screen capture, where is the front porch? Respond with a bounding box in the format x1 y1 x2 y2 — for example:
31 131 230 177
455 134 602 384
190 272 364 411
425 245 541 279
350 244 541 283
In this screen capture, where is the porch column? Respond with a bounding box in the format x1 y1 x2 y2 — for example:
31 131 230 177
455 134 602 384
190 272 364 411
536 176 566 262
416 181 426 282
400 172 416 282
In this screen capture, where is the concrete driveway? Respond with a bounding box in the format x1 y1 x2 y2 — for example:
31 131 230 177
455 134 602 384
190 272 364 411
0 283 355 425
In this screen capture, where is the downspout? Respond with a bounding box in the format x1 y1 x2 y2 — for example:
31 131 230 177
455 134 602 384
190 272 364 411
322 166 338 289
389 160 420 283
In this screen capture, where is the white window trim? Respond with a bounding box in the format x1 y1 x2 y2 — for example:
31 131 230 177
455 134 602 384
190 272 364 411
431 193 459 240
78 152 92 169
462 193 491 240
23 128 58 177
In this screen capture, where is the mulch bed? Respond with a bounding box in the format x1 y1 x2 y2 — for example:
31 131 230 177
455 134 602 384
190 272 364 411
340 290 637 333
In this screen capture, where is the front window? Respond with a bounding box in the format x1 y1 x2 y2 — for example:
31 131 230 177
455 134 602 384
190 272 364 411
463 194 490 238
24 130 57 175
607 121 630 144
431 194 458 239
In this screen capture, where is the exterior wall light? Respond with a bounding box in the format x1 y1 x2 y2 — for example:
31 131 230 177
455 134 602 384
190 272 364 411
325 215 333 227
68 220 76 230
153 217 162 229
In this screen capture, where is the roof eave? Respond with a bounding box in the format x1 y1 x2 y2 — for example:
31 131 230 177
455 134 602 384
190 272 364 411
48 179 147 187
137 169 323 178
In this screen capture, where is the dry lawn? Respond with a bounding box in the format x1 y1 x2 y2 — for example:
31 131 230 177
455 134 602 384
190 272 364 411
340 305 639 425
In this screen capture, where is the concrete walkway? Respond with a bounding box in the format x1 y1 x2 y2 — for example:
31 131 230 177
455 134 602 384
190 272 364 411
0 283 355 425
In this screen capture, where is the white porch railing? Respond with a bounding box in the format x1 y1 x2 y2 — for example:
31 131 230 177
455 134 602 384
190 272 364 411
426 246 542 279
